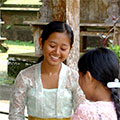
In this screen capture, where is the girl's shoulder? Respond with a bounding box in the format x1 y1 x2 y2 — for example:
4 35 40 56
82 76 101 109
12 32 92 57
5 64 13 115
71 100 96 120
76 100 116 113
71 100 117 120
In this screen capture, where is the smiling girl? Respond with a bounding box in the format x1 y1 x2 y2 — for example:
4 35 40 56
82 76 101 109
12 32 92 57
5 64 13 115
9 21 85 120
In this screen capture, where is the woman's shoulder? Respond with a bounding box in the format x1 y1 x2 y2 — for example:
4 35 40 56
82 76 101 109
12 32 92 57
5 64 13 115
20 63 39 75
62 63 78 75
17 63 40 81
15 63 41 86
62 64 80 90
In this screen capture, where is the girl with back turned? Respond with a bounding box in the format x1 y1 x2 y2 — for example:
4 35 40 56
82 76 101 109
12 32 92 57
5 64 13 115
71 47 120 120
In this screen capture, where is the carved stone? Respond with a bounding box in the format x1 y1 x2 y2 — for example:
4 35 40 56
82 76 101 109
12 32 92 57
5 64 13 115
105 0 120 24
37 0 52 22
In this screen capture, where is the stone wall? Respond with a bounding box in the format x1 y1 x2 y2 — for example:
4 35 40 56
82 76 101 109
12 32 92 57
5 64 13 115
80 0 108 23
0 85 12 100
1 0 120 43
1 9 39 41
80 0 120 23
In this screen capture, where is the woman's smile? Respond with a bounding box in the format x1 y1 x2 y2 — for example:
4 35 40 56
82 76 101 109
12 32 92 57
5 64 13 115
50 55 60 61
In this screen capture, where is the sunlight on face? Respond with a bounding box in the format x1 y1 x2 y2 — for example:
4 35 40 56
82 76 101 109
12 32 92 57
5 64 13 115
41 32 71 66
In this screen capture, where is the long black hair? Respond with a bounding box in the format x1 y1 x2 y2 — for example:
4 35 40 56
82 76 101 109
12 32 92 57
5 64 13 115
38 21 74 63
78 47 120 119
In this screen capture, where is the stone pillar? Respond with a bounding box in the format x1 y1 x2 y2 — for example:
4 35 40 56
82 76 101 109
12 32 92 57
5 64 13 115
51 0 66 21
66 0 80 71
30 25 43 55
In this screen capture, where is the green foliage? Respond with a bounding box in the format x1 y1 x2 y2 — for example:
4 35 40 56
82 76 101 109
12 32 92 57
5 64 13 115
5 40 34 46
109 45 120 62
6 25 12 29
0 72 14 85
0 43 9 53
0 78 14 85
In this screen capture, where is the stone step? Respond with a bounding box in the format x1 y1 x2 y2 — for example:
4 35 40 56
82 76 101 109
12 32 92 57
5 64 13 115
0 85 12 100
0 21 5 24
0 37 7 41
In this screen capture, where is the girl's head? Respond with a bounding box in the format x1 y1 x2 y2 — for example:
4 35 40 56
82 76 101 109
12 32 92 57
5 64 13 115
40 21 74 48
78 47 119 86
78 47 120 119
38 21 74 65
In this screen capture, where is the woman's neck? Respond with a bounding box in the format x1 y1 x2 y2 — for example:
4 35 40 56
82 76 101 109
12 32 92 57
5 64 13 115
41 61 61 76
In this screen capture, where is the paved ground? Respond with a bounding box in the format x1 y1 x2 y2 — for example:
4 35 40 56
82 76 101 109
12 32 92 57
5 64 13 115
0 59 9 119
0 100 28 120
0 60 7 72
0 114 9 120
0 100 9 120
0 60 19 119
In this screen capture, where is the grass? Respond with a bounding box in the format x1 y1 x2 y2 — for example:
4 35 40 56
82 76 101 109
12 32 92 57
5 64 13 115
0 40 35 85
0 40 34 60
0 72 14 85
5 40 34 46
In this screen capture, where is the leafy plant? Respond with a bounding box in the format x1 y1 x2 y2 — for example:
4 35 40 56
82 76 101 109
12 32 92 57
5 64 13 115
6 25 12 29
109 44 120 62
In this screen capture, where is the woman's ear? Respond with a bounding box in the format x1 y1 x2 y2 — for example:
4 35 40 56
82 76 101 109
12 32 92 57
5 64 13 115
39 38 42 49
85 71 93 83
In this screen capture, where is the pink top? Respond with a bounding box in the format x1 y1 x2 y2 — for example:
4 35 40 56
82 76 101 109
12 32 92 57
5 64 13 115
71 100 117 120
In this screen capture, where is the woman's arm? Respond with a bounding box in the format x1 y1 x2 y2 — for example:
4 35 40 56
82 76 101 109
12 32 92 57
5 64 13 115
9 71 28 120
71 70 86 110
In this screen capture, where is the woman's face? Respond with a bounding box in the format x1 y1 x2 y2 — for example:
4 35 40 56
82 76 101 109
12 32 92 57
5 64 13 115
40 32 71 66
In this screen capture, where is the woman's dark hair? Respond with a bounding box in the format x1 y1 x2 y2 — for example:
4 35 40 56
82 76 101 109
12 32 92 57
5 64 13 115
38 21 74 63
78 47 120 119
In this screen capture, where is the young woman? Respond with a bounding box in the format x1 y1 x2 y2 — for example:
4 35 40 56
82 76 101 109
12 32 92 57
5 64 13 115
71 47 120 120
9 21 85 120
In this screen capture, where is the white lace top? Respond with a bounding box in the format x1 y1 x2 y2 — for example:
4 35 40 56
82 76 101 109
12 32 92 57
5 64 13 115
9 62 85 120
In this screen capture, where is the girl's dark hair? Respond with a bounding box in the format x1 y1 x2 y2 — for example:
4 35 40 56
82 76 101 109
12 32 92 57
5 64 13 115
38 21 74 63
78 47 120 119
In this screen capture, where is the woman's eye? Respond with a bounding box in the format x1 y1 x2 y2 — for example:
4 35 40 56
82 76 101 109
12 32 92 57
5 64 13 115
50 45 55 48
61 48 67 51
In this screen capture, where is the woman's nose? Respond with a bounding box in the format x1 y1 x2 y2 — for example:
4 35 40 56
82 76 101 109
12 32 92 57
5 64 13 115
54 47 60 54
